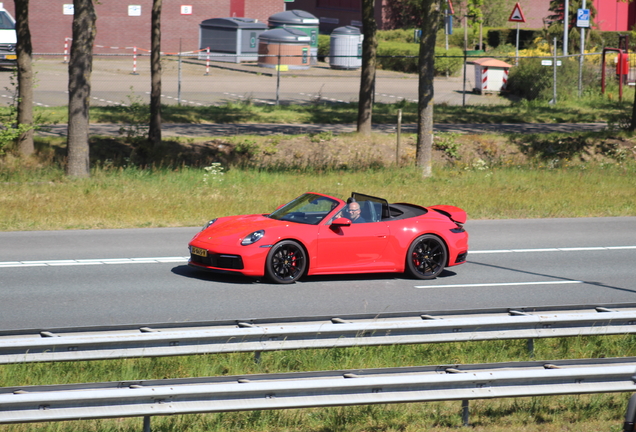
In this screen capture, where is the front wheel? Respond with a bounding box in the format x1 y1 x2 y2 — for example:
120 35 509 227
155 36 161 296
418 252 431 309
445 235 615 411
265 240 307 284
406 234 447 280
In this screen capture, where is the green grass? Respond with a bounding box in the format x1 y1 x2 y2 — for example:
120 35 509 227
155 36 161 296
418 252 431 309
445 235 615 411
8 87 633 126
1 163 635 231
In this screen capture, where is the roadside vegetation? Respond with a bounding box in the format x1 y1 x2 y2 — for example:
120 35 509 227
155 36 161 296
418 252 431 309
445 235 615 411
1 127 635 231
4 85 630 127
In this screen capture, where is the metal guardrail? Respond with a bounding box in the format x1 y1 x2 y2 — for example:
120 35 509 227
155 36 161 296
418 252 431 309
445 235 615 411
1 357 635 424
2 304 636 364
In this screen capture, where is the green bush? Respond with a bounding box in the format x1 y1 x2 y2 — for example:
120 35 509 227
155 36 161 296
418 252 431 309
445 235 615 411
506 57 601 101
378 28 418 43
435 47 463 76
487 28 543 50
377 41 418 72
377 41 463 76
317 34 330 62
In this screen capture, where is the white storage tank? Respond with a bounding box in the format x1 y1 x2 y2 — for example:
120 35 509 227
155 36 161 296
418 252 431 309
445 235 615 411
329 26 362 70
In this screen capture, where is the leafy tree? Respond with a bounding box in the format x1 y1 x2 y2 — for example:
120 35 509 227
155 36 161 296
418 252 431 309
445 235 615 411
416 0 442 178
148 0 162 150
467 0 484 49
13 0 34 156
546 0 597 53
66 0 96 177
357 0 377 135
384 0 425 29
481 0 515 27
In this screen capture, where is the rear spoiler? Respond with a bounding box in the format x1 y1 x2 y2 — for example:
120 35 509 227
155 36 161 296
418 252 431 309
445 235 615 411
428 205 467 225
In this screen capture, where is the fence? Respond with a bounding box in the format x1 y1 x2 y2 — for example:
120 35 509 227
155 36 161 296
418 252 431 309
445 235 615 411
1 357 635 425
1 304 636 428
0 49 624 111
2 303 636 364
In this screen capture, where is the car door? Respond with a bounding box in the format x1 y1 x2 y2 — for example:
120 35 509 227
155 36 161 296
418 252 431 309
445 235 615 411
314 217 392 273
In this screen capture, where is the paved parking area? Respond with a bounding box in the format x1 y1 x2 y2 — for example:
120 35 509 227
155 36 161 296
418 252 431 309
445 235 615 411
0 56 505 108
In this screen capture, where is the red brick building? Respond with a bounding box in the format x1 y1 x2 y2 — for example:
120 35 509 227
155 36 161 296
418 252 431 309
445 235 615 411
2 0 634 55
290 0 636 33
1 0 284 54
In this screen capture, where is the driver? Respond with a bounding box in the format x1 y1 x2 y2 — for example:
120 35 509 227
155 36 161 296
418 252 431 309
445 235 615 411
346 201 366 223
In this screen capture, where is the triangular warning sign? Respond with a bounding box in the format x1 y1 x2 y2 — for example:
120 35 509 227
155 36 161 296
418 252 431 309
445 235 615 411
508 2 526 23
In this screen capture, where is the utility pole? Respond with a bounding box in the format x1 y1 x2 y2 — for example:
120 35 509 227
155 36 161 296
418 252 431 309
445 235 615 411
563 0 569 55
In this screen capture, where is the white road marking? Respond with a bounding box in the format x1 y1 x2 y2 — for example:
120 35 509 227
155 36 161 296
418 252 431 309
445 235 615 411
1 246 633 268
0 257 188 268
471 246 636 254
415 280 584 289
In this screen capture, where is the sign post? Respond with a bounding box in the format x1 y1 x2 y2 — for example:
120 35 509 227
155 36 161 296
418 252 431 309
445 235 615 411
577 2 589 96
508 2 526 65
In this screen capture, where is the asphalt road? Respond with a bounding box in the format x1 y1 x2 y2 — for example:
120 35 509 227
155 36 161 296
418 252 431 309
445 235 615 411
38 122 608 138
1 217 635 332
0 58 497 108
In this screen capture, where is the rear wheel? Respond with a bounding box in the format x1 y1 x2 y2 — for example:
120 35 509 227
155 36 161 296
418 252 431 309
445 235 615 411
406 234 447 280
265 240 307 284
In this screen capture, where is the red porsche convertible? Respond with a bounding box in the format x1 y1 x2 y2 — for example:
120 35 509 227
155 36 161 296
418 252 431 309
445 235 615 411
188 192 468 284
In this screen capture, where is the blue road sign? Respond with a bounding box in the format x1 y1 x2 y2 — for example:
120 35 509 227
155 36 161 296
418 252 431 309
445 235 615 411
577 9 590 28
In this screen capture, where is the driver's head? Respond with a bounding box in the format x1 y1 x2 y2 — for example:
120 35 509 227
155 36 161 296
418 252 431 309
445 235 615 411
348 202 361 220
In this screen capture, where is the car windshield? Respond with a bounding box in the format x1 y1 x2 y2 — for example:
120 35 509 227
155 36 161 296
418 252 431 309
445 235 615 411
268 193 339 225
0 12 14 30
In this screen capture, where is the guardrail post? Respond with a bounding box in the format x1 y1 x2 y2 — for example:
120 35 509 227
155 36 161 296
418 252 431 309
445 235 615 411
527 338 535 358
254 351 262 364
624 393 636 432
143 415 151 432
462 399 470 427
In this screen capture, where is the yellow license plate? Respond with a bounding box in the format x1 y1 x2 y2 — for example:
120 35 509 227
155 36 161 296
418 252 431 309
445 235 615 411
4 55 16 60
191 247 208 257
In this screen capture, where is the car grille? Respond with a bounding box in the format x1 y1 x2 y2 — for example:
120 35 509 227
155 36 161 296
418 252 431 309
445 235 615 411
190 253 244 270
455 252 468 264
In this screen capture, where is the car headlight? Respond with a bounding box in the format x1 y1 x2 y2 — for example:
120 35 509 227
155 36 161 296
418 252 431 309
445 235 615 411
201 219 217 231
241 230 265 245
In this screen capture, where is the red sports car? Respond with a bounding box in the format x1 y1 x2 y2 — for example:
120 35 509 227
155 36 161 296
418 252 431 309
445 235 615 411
188 192 468 284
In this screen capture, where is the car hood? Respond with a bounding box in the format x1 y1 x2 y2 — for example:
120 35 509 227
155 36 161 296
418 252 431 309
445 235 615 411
190 214 293 246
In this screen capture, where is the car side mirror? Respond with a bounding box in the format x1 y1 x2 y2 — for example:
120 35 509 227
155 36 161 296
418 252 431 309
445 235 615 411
331 217 352 227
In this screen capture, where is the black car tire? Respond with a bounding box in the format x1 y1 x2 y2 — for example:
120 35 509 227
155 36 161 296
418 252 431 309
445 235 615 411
405 234 447 280
265 240 307 284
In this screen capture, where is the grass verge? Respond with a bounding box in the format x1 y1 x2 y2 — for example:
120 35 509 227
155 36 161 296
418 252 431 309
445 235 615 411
6 86 633 126
1 162 635 231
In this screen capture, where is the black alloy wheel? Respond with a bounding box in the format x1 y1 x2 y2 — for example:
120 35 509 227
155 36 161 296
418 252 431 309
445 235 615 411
406 234 447 279
265 240 307 284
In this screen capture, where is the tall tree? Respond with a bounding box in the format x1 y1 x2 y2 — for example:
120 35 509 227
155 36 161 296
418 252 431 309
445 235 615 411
415 0 442 178
13 0 34 156
66 0 96 177
546 0 597 53
356 0 377 135
148 0 162 149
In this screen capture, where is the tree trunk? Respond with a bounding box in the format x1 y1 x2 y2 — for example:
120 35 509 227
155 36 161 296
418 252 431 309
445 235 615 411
148 0 162 148
415 0 442 178
66 0 96 177
356 0 377 135
14 0 34 156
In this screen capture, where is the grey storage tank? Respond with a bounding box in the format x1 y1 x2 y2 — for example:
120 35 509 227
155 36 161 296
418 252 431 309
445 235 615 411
268 10 319 63
258 28 311 70
329 26 362 70
199 17 267 63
